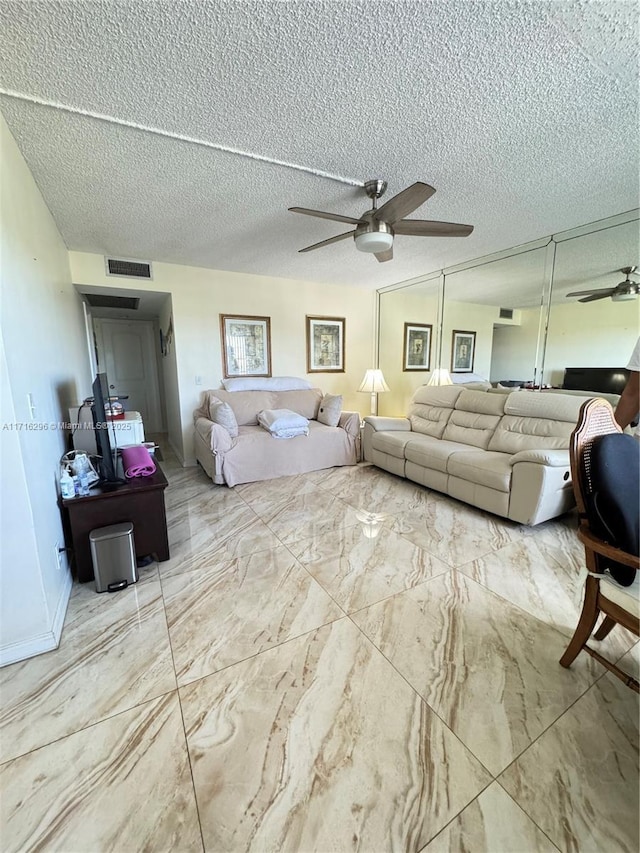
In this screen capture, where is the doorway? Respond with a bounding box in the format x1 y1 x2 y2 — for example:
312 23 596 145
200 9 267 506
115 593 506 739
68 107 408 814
94 318 164 432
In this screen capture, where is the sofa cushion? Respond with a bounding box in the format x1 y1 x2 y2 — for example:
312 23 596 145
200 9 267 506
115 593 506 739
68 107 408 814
371 431 415 459
208 390 276 425
408 385 461 438
488 390 583 454
209 400 239 438
448 450 513 492
221 422 356 487
273 389 323 419
439 390 504 448
411 385 463 407
405 435 479 473
456 389 507 416
207 388 322 425
317 394 342 427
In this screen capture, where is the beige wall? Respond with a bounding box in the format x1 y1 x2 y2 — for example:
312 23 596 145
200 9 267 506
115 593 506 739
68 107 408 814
69 253 377 462
1 114 91 664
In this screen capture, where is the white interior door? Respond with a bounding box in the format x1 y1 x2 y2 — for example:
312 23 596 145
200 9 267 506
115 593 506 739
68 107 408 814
95 319 163 432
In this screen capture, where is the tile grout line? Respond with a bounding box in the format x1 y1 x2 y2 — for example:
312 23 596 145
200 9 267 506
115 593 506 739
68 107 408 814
156 559 208 853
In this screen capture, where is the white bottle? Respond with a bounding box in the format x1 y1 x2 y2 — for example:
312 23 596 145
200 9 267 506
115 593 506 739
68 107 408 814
78 471 90 496
60 467 75 499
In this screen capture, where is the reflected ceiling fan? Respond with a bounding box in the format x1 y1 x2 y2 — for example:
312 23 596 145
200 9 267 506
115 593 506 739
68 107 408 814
566 266 639 302
289 180 474 263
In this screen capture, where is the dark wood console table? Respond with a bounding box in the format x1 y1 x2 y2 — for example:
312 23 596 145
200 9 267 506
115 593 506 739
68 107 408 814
62 464 170 583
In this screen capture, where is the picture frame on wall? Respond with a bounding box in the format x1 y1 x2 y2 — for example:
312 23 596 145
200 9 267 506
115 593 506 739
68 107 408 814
403 323 432 371
220 314 272 378
306 316 345 373
451 329 476 373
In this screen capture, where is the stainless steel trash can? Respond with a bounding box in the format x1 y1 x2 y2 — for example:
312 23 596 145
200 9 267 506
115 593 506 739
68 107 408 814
89 522 138 593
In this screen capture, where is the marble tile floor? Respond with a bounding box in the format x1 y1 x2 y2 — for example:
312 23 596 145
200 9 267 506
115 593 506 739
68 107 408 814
1 448 638 852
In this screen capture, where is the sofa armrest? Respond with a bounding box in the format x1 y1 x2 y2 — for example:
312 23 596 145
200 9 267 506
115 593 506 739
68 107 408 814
509 448 570 467
195 417 234 454
339 410 361 437
363 416 411 432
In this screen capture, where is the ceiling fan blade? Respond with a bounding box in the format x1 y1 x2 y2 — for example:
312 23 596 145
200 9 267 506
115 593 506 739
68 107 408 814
375 247 393 263
373 182 436 224
298 230 355 253
394 219 474 237
289 207 361 225
578 290 615 303
566 288 615 298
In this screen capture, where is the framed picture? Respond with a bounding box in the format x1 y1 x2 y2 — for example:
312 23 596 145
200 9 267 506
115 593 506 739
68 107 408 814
306 316 345 373
403 323 432 371
451 329 476 373
220 314 271 378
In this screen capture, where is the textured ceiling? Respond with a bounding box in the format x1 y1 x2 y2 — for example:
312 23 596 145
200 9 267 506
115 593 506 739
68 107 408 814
1 0 638 290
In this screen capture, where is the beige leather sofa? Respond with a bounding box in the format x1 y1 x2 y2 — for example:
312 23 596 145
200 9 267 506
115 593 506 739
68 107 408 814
363 385 594 525
194 388 359 486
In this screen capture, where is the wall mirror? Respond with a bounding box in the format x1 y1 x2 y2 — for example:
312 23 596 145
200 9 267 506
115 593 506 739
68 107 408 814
543 215 639 388
376 211 638 416
440 244 549 388
378 273 442 415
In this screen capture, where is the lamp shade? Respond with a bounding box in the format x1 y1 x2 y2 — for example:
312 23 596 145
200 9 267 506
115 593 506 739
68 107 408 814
427 368 453 386
358 369 390 393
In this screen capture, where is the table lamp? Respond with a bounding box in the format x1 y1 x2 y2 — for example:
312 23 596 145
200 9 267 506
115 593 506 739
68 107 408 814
358 368 390 415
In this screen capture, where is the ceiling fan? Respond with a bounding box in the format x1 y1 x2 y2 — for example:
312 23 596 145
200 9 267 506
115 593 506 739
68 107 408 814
289 180 474 263
566 266 639 303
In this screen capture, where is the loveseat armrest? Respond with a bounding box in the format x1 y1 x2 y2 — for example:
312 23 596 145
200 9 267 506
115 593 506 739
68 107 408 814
509 448 570 467
194 417 235 454
339 410 361 437
363 416 411 432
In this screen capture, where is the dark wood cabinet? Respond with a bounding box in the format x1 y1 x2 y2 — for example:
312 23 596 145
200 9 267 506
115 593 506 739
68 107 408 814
62 465 170 583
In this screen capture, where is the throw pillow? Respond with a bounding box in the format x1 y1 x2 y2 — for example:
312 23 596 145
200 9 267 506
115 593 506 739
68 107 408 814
317 394 342 427
209 400 239 438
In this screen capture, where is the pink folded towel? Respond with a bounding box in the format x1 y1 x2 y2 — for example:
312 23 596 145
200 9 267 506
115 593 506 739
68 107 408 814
120 445 156 478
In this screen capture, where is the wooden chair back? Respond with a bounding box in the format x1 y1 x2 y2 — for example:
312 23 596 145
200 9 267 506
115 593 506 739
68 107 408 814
569 397 622 520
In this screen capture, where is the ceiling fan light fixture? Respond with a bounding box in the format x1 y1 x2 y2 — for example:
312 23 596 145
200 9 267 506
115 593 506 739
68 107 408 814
354 230 394 253
612 291 637 302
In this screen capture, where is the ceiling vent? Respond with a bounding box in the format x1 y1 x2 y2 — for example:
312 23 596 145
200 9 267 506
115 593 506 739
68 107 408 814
85 294 141 310
499 308 514 319
105 257 152 279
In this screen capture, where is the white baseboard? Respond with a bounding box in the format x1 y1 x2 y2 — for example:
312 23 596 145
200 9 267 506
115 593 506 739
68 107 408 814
0 569 72 668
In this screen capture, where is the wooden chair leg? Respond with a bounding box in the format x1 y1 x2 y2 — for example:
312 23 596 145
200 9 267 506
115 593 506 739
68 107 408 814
560 577 601 668
593 615 616 641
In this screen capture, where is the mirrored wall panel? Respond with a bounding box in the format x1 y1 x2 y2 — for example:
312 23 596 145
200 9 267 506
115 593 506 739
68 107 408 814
441 246 549 388
378 274 442 415
543 216 639 389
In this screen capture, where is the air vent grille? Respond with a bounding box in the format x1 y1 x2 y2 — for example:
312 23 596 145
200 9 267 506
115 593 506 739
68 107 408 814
106 258 152 279
85 294 141 310
499 308 514 319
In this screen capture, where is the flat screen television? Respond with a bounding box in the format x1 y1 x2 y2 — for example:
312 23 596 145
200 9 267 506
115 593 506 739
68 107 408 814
91 372 124 487
562 367 629 395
